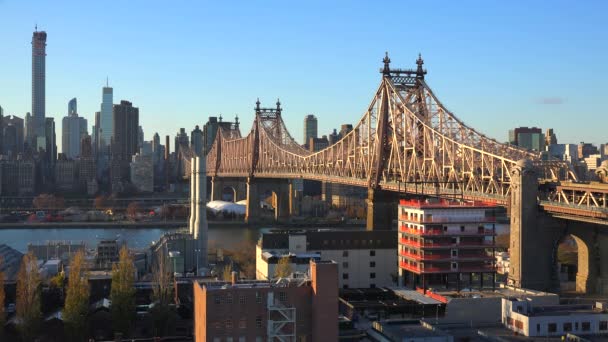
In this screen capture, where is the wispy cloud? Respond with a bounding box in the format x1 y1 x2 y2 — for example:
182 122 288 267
535 97 565 105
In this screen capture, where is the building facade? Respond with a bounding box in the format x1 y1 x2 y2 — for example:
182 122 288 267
398 199 497 291
61 98 88 158
194 260 338 342
99 85 113 154
256 230 396 288
303 114 318 147
112 100 139 162
130 153 153 192
508 127 544 151
32 29 47 146
191 125 204 156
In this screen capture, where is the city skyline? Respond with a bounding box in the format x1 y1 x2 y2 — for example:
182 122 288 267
0 1 606 152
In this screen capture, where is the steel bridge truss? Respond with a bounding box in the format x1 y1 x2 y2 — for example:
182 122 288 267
205 54 574 206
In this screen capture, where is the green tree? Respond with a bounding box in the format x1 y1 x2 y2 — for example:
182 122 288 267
110 246 136 337
274 256 293 278
150 248 176 337
16 252 42 341
63 250 90 341
0 257 5 337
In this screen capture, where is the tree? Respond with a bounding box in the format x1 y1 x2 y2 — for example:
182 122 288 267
150 248 176 337
110 246 136 337
222 264 233 282
63 250 90 342
0 257 5 337
274 256 293 279
126 202 140 221
94 195 108 210
16 251 42 341
33 193 65 210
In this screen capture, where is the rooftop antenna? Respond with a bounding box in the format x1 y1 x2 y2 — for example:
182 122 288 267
35 24 37 32
106 76 109 87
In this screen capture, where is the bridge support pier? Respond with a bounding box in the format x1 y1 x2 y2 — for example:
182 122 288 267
211 177 223 201
273 181 291 221
366 188 398 230
245 178 260 224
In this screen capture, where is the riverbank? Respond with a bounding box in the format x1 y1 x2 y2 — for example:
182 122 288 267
0 220 366 229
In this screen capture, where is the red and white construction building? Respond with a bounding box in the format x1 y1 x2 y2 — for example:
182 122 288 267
398 199 497 291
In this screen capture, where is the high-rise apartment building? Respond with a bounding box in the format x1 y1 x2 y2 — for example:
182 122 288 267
0 106 3 154
545 128 557 147
398 199 497 291
24 112 34 148
508 127 544 151
202 116 236 155
112 100 139 162
31 29 47 147
174 128 189 157
99 84 113 154
304 114 318 146
191 125 204 156
61 98 88 158
2 115 24 155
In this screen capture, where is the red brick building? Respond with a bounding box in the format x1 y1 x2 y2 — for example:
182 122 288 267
194 260 338 342
398 199 497 291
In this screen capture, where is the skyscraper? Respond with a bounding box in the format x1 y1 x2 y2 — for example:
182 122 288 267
3 115 24 155
191 125 204 156
304 114 318 146
62 98 88 158
0 105 4 154
93 111 100 158
68 98 77 115
99 84 113 154
32 29 47 147
24 112 34 148
112 100 139 162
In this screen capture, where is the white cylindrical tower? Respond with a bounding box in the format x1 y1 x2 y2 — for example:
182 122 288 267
188 157 196 234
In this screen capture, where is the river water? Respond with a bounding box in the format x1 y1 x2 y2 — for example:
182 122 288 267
0 225 264 253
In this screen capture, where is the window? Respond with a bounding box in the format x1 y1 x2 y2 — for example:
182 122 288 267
214 295 221 304
226 318 233 329
515 320 523 329
451 262 458 270
343 251 349 257
370 273 376 279
239 318 247 329
548 323 557 333
279 292 287 302
214 321 222 329
370 250 376 257
256 292 262 304
256 316 263 328
213 338 220 342
582 322 590 331
460 225 465 232
239 295 246 305
443 226 448 232
343 285 349 289
536 324 540 333
563 322 573 332
343 273 349 279
575 322 579 331
370 283 376 288
226 294 233 304
451 237 458 244
342 261 349 269
239 337 246 342
370 261 376 268
451 249 458 257
601 321 608 331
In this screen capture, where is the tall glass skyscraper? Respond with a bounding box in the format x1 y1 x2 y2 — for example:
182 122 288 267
68 98 77 116
99 85 113 154
32 29 47 146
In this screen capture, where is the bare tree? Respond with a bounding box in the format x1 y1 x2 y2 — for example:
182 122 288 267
150 248 176 336
16 251 42 341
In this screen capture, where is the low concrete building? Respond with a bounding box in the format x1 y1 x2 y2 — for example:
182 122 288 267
256 229 397 288
502 297 608 337
194 260 338 342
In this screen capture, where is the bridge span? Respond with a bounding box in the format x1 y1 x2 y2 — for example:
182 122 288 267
194 54 608 294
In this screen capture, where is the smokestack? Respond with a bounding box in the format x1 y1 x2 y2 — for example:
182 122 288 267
193 156 208 267
188 158 196 234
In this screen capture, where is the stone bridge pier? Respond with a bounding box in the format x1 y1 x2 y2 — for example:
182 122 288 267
210 177 247 202
366 188 399 231
509 160 608 294
245 178 296 223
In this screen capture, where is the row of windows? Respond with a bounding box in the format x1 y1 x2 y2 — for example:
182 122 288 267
213 292 264 305
342 261 376 268
342 250 376 257
212 337 263 342
507 317 605 333
322 238 383 247
213 316 264 330
342 272 375 279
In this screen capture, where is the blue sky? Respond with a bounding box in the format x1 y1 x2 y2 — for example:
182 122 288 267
0 0 606 152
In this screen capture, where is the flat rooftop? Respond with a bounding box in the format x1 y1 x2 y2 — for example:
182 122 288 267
399 198 498 209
